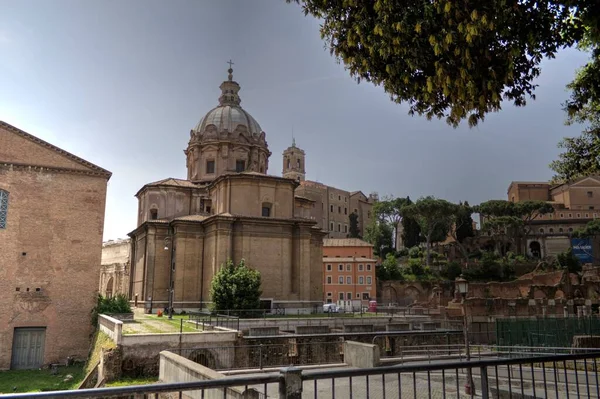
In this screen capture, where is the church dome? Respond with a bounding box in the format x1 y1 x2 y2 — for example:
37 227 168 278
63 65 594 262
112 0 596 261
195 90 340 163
194 105 262 135
192 66 263 136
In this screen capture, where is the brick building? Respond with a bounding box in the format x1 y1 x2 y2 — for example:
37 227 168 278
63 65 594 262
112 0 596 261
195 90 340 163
282 141 376 239
0 121 111 370
322 238 377 307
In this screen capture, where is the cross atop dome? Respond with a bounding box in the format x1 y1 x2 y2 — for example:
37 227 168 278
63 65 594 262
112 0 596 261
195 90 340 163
219 60 241 106
227 59 234 81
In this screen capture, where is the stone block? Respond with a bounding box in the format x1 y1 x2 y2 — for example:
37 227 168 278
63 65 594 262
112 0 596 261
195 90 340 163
386 323 410 332
344 341 380 368
343 324 374 333
248 327 279 337
294 325 330 334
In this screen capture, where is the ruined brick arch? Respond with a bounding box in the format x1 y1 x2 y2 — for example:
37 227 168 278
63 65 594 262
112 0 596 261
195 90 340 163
381 285 398 304
404 286 422 300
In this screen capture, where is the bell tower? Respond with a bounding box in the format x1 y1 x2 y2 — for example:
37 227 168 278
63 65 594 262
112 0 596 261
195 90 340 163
282 138 305 181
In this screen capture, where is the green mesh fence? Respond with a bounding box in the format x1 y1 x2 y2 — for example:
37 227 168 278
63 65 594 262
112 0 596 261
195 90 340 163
496 317 600 347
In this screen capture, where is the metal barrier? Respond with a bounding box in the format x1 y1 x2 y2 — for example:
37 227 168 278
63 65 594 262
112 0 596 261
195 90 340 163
3 351 600 398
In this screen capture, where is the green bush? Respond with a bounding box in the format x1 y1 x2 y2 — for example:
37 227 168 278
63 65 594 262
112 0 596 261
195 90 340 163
408 246 423 259
556 248 582 273
442 261 463 281
91 294 132 326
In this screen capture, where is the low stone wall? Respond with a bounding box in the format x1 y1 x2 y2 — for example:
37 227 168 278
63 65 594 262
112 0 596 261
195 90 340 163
343 324 374 333
386 323 410 331
98 314 123 345
344 341 380 368
159 351 260 399
120 331 238 377
295 325 330 334
248 327 279 336
106 313 134 322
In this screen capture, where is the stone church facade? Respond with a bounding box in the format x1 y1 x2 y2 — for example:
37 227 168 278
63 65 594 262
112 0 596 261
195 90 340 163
128 67 326 311
0 121 111 370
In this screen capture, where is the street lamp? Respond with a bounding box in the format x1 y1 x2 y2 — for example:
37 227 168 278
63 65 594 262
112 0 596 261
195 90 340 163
455 275 475 396
164 231 175 320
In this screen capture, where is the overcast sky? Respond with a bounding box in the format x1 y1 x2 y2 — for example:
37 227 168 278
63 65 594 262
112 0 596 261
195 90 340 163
0 1 590 240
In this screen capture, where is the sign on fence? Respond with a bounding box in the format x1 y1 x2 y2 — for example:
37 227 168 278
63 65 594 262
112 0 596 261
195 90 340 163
571 238 594 264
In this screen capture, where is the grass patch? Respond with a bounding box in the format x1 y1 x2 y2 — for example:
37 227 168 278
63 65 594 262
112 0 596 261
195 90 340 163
105 377 157 387
86 331 116 375
0 364 85 394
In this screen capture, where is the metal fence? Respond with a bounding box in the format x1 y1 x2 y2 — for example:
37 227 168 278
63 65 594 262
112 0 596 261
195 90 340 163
177 341 344 370
187 311 241 331
496 316 600 347
3 351 600 398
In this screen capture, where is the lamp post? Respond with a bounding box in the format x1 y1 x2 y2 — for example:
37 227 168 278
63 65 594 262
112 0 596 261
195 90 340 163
164 228 175 320
455 275 475 396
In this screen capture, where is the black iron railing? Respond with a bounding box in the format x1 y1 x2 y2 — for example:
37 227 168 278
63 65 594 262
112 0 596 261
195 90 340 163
3 351 600 398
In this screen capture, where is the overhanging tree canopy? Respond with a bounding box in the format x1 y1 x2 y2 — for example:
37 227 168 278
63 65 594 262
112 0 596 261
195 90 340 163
287 0 600 127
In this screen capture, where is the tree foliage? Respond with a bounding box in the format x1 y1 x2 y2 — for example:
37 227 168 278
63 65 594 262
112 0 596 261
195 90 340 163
549 128 600 183
364 218 394 257
373 196 411 249
403 197 453 266
210 259 262 315
377 253 404 281
454 201 475 243
348 212 361 238
286 0 599 127
573 219 600 238
91 294 132 326
401 197 421 248
556 247 582 273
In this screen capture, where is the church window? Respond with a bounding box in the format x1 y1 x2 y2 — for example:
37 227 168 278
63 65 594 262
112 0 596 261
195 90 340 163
0 189 8 229
262 203 272 217
206 160 215 174
297 159 301 169
287 158 290 169
236 160 246 172
149 208 158 220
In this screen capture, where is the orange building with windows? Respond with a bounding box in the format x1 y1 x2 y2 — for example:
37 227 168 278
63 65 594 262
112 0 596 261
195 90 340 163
322 238 377 307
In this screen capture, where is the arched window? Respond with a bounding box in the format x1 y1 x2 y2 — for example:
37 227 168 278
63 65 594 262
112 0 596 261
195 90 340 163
568 227 574 232
539 228 544 234
0 189 8 229
549 228 554 233
559 228 564 233
149 209 158 220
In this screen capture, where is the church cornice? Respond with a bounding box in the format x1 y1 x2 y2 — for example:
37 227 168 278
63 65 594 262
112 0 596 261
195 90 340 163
0 120 112 179
0 162 111 179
